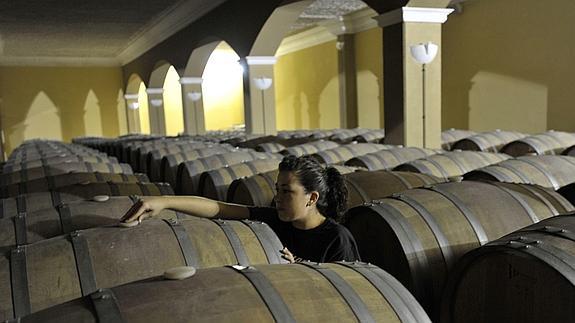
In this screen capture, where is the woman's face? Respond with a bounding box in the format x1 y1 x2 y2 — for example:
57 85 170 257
275 171 311 222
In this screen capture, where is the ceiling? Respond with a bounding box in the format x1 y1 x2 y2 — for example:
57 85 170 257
0 0 461 66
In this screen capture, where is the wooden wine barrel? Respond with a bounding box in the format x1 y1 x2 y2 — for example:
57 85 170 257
139 141 217 176
0 217 286 320
159 146 238 186
255 142 286 153
3 155 119 173
228 169 446 208
354 129 386 143
280 140 339 157
451 130 526 152
441 214 575 323
563 145 575 156
199 159 282 201
0 162 133 186
19 262 431 323
329 128 371 144
7 151 108 164
395 151 510 179
501 131 575 157
464 155 575 190
0 196 177 248
343 181 573 316
345 147 440 171
0 182 173 217
441 129 476 150
177 152 282 195
0 172 149 198
312 143 393 165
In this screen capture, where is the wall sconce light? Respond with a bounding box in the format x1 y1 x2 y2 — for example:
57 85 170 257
187 91 202 102
409 42 438 148
128 102 140 110
150 99 163 107
253 77 273 134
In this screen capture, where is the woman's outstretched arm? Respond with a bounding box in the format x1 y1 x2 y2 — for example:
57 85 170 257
120 196 250 223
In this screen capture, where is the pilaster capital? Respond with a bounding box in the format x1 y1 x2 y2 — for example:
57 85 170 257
374 7 454 27
145 88 164 95
246 56 277 66
179 77 203 85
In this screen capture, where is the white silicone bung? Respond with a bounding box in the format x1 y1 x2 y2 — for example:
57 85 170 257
92 195 110 202
164 266 197 280
118 220 139 228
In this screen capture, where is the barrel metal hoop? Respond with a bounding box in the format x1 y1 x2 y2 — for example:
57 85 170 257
519 184 559 215
137 182 151 196
90 289 125 323
241 220 283 264
495 162 533 184
519 226 575 243
426 186 489 245
391 194 455 270
17 181 27 196
10 246 31 318
16 195 27 214
0 199 5 219
85 162 94 173
108 181 120 196
299 262 376 323
371 203 433 305
214 219 249 266
344 177 371 204
386 171 414 189
516 158 561 190
218 166 239 200
45 174 57 191
50 191 62 208
163 218 199 268
440 153 468 175
238 177 264 206
259 173 276 202
231 265 296 322
57 204 73 234
340 262 428 323
486 182 540 223
243 161 259 175
214 154 229 168
476 166 515 182
70 231 98 295
415 159 447 179
384 148 405 166
106 163 114 174
14 213 28 246
21 167 28 183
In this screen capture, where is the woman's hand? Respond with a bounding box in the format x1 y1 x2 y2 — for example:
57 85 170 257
280 247 303 263
120 197 166 223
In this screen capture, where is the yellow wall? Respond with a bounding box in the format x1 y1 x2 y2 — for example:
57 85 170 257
274 40 340 130
355 27 384 129
443 0 575 133
0 66 126 154
202 43 245 130
163 66 184 136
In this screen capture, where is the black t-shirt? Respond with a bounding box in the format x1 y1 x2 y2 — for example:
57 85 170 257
249 207 361 263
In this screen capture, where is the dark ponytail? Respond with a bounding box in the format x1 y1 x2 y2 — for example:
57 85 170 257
279 155 348 221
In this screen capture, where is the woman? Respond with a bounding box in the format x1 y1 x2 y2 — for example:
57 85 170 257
121 155 360 263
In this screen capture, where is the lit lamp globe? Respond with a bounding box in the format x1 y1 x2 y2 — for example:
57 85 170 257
187 92 202 102
128 102 140 110
253 77 273 91
409 42 438 64
150 99 163 107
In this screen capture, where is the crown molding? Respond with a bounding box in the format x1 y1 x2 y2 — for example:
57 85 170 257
374 7 454 27
0 56 121 67
276 8 378 57
117 0 226 65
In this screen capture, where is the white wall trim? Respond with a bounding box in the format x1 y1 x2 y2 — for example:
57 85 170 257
117 0 226 65
123 94 140 100
179 77 203 85
374 7 454 27
145 88 164 95
246 56 278 65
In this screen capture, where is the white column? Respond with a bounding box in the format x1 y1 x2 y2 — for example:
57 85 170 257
123 93 141 133
180 77 206 135
146 88 166 135
244 56 277 135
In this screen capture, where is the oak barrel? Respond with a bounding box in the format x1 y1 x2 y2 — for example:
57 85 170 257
0 217 285 320
0 182 173 216
451 130 526 152
3 155 118 173
280 140 339 157
345 147 440 171
464 155 575 190
441 214 575 323
441 129 476 150
394 151 510 179
20 262 431 323
343 181 573 316
500 131 575 157
312 143 393 165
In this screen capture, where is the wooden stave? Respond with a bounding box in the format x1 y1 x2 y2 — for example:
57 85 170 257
0 173 150 198
0 163 134 187
345 147 439 171
343 181 570 317
199 159 282 201
280 140 340 157
0 217 286 320
20 262 431 323
440 214 575 323
311 144 392 165
177 152 280 195
0 182 174 217
451 131 526 153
